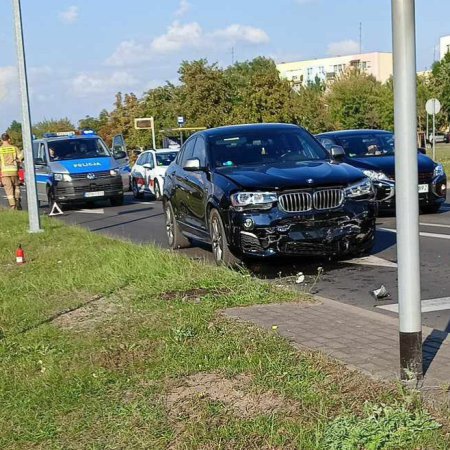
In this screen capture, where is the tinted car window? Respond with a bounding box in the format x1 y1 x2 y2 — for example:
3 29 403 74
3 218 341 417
208 128 328 168
192 137 207 166
317 137 336 151
136 153 146 165
180 138 197 167
336 133 395 157
156 152 178 166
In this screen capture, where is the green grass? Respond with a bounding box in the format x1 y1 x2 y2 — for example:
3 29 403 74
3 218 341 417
0 211 448 449
434 143 450 176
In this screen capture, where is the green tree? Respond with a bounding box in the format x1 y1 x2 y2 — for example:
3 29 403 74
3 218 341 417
432 52 450 126
5 120 23 149
32 118 75 138
326 70 385 130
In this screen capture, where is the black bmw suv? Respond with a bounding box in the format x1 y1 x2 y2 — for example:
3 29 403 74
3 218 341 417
316 129 447 213
163 123 377 266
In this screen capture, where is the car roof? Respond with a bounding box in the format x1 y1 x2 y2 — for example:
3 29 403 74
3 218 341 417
316 129 393 138
142 148 179 153
199 123 301 138
35 135 99 143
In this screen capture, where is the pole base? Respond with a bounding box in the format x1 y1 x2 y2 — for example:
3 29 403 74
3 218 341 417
399 331 423 381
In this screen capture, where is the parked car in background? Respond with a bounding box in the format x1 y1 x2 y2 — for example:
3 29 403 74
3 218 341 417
316 129 447 213
428 132 450 144
163 123 377 266
130 149 179 199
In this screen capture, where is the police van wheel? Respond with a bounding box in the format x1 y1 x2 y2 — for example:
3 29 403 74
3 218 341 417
47 188 56 208
110 195 124 207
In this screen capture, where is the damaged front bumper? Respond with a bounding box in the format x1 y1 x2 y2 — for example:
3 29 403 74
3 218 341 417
229 201 377 258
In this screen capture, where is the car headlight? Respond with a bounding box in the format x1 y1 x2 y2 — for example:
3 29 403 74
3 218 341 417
231 191 277 210
362 169 390 181
110 169 120 177
345 178 374 199
433 163 445 177
54 173 72 182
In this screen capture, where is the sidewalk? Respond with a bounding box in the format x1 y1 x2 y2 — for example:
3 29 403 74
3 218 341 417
225 297 450 388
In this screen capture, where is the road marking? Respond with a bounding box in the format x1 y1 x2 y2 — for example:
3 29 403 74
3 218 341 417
77 209 105 214
379 227 450 240
346 255 397 268
420 222 450 229
377 297 450 313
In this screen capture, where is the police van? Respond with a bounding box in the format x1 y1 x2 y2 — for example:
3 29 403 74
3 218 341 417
33 130 130 207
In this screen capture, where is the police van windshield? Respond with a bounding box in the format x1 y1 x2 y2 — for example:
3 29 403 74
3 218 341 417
48 138 111 161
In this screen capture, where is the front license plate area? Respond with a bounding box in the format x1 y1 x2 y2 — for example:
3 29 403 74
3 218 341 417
84 191 105 198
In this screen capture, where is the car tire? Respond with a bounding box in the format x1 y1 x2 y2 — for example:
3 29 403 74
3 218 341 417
164 200 191 249
421 203 441 214
132 178 144 199
209 209 240 267
110 195 124 207
154 180 162 200
47 187 56 208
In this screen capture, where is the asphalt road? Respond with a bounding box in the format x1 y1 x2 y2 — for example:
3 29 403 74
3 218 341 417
5 188 450 332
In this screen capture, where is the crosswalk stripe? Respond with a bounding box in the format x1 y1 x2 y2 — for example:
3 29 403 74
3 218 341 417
420 222 450 229
377 297 450 313
379 227 450 240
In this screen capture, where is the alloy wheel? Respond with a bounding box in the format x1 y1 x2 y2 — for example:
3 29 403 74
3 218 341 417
165 204 174 246
211 217 223 263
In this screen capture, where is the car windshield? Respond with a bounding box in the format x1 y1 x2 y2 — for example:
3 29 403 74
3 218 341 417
156 152 178 166
336 133 395 158
209 128 329 168
48 138 111 161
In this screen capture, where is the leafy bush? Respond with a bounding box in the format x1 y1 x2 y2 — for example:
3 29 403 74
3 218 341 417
323 403 441 450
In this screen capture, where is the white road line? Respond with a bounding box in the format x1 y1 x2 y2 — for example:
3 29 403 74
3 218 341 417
346 255 397 268
379 227 450 240
378 297 450 313
77 209 105 214
420 222 450 229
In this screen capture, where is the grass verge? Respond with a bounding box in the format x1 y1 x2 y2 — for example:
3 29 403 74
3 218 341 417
0 211 448 449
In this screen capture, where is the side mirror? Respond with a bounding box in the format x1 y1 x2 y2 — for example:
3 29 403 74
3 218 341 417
113 149 127 160
184 158 202 172
330 145 345 161
418 147 426 155
142 163 154 170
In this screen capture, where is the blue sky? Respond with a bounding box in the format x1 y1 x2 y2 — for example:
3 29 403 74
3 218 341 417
0 0 449 131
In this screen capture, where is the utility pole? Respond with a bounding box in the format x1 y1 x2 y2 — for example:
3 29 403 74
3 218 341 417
12 0 42 233
359 22 363 54
391 0 422 381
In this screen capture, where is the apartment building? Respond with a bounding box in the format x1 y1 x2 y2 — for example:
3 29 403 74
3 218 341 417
277 52 393 87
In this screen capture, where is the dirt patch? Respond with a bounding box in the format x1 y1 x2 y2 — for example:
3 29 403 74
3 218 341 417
160 288 231 303
52 296 121 332
166 372 289 419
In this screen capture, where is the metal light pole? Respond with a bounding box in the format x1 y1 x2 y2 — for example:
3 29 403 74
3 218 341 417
391 0 422 380
12 0 42 233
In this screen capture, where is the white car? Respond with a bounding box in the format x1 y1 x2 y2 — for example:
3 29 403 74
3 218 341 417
130 149 179 199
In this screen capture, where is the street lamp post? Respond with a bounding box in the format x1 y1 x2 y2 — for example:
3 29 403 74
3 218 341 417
12 0 42 233
391 0 422 380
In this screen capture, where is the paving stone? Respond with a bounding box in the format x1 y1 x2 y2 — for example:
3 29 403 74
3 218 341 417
224 297 450 385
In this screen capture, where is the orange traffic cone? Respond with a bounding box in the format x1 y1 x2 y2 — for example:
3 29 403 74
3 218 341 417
16 244 25 264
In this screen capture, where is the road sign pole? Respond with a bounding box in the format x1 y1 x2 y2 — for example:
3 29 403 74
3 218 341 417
432 111 436 161
12 0 41 233
391 0 422 381
426 113 429 148
151 117 156 149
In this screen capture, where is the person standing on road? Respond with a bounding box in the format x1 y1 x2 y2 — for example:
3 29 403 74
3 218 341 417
0 133 23 210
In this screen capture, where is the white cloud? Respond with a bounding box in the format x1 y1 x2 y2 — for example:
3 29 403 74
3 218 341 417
71 71 139 97
327 39 360 57
59 6 79 24
151 21 203 53
107 21 270 66
0 66 17 103
175 0 190 18
212 24 269 45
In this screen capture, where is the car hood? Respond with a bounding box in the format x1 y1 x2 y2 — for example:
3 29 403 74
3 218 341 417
346 154 435 176
49 157 117 174
215 161 365 190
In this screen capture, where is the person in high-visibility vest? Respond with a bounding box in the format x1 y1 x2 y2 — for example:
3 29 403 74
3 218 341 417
0 133 23 210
